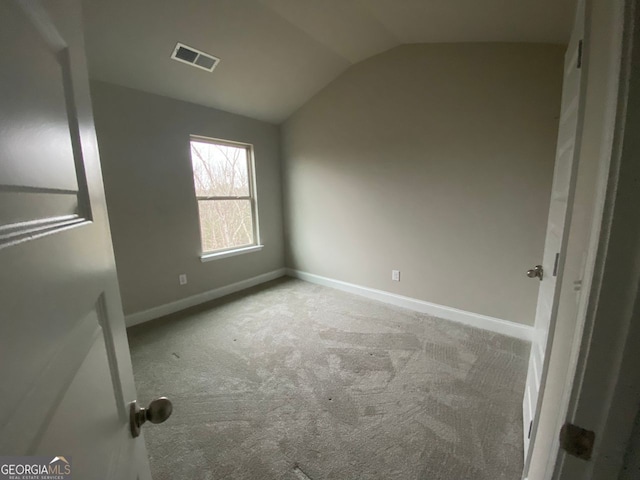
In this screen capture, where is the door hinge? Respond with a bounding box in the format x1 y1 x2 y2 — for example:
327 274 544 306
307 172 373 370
528 420 533 439
577 40 584 69
560 422 595 460
553 252 560 276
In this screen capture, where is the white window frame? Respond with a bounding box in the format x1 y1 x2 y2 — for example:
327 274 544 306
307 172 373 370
189 135 262 262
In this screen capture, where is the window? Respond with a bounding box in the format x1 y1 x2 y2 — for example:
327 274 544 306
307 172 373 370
189 136 259 257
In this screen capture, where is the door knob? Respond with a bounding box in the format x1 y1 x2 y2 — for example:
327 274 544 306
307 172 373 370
129 397 173 438
527 265 544 281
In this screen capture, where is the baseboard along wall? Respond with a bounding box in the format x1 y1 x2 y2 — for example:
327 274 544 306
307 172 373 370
125 268 287 327
286 269 534 342
125 266 535 343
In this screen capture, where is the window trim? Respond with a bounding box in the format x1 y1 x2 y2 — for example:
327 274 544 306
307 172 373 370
189 135 261 258
200 244 264 262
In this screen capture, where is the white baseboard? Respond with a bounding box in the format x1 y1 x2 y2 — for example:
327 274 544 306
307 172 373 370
286 269 534 342
125 268 286 327
126 266 535 342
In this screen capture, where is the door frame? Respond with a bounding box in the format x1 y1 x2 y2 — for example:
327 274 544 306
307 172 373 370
525 0 633 477
523 0 588 468
553 0 640 477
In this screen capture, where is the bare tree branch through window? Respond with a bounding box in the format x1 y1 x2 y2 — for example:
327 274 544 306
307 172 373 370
189 137 257 253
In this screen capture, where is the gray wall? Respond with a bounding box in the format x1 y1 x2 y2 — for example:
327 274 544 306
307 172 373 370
90 81 285 315
281 43 564 325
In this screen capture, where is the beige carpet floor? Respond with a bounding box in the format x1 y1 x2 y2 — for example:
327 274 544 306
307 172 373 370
128 278 529 480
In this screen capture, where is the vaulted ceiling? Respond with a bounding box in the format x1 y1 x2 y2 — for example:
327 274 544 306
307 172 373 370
82 0 576 124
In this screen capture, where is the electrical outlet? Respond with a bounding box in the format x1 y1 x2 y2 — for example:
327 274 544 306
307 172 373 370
392 270 400 282
179 274 187 285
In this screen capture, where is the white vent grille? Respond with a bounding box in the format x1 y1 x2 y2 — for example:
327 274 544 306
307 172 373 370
171 42 220 72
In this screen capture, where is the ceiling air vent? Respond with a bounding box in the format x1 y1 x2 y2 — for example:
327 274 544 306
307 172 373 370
171 42 220 72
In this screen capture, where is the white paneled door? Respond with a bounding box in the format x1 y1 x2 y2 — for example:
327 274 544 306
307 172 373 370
522 0 586 471
0 1 153 478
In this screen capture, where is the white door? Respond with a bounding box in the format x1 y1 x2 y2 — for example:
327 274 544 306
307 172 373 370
522 0 586 469
0 1 154 478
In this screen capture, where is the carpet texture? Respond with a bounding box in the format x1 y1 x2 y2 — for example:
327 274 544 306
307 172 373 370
128 278 529 480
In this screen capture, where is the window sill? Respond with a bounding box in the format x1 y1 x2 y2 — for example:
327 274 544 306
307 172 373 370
200 244 264 262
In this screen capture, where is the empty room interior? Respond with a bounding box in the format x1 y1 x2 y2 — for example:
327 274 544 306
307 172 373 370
3 0 639 479
85 0 568 477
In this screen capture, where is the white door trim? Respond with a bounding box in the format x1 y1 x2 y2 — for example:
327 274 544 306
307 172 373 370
525 0 629 477
523 1 589 470
552 0 638 477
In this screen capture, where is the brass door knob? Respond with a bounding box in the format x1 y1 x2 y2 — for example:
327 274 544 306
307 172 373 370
527 265 544 281
129 397 173 438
